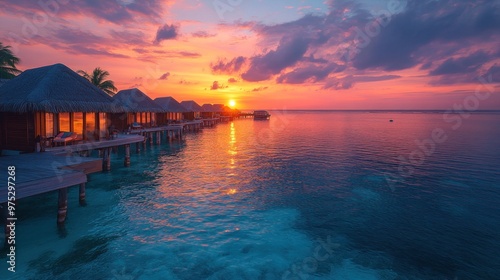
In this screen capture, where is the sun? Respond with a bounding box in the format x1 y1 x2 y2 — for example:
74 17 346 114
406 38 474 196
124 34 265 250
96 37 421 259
229 100 236 107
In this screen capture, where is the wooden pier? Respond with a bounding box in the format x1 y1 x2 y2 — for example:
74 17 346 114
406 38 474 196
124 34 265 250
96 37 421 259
0 134 147 246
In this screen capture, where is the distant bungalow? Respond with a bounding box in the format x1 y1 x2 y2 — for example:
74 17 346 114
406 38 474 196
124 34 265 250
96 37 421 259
154 96 186 124
201 104 215 119
0 63 122 152
180 100 203 120
110 88 164 131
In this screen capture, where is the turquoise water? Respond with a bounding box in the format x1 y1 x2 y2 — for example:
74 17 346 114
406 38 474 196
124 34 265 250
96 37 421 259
1 111 500 279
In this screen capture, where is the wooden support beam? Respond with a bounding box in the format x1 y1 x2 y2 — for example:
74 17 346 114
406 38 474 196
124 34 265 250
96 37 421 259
102 148 111 171
79 183 86 206
124 144 131 167
57 188 68 225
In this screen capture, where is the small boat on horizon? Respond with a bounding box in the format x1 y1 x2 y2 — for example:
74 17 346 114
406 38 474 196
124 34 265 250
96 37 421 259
253 110 271 120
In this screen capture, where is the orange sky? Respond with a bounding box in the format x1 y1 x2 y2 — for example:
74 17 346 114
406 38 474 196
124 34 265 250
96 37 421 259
0 0 499 110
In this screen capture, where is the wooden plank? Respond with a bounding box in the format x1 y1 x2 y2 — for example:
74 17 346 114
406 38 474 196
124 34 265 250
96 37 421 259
0 152 100 203
46 134 145 153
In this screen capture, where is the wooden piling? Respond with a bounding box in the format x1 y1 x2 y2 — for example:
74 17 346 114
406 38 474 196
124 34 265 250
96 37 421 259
124 144 131 167
57 188 68 224
79 183 86 206
102 148 111 171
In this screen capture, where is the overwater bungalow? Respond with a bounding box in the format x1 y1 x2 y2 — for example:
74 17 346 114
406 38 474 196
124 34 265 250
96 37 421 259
201 104 215 119
0 63 122 153
154 96 186 125
180 100 203 120
212 104 225 117
109 88 164 131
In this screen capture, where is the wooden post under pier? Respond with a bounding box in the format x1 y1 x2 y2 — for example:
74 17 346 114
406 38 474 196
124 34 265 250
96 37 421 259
79 183 86 206
102 148 111 171
124 144 131 167
57 188 68 225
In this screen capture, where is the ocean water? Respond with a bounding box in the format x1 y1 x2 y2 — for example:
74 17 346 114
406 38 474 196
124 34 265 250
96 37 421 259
1 111 500 280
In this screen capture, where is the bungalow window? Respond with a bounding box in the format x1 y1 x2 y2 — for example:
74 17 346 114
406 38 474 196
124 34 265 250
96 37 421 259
99 112 107 138
73 112 84 137
45 113 54 137
59 112 70 132
86 112 96 141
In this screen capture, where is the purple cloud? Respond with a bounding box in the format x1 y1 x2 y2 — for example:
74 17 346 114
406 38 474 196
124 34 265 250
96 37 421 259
324 75 401 90
228 78 238 83
242 36 309 82
159 72 170 80
430 51 490 76
210 81 228 90
211 56 246 74
251 87 269 92
277 63 346 84
154 24 179 44
0 0 166 24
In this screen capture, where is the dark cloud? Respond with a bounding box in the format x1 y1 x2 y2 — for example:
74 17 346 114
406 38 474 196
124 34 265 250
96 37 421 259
242 36 309 82
428 51 499 85
211 56 246 74
324 75 401 90
0 0 166 24
210 81 228 90
69 45 129 58
251 86 269 92
154 24 179 44
277 63 346 84
353 0 500 71
430 51 490 76
159 72 170 80
228 78 238 83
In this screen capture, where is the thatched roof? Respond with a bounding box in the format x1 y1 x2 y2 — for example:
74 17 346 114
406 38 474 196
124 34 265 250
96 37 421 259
154 97 186 112
201 104 214 112
212 104 225 113
180 100 202 112
113 88 164 113
0 63 123 113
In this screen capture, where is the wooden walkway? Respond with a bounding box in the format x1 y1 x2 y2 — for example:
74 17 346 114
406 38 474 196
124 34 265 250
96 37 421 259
0 152 101 203
46 134 145 153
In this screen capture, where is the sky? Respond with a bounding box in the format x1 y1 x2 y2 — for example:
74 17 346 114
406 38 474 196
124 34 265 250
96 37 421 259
0 0 499 110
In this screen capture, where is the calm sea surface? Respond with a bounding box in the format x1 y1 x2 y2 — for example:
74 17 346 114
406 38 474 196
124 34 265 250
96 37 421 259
2 111 500 279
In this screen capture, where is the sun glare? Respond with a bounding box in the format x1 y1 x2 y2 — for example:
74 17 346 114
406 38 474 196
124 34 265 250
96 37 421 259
229 100 236 107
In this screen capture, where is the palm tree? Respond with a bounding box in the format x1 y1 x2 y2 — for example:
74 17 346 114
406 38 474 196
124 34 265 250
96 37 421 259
0 43 22 79
77 67 118 96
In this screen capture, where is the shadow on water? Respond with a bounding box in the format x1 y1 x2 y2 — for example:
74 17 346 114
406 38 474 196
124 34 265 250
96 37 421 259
27 235 119 279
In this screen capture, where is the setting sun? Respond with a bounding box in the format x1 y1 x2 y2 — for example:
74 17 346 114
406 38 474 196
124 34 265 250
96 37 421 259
229 100 236 107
